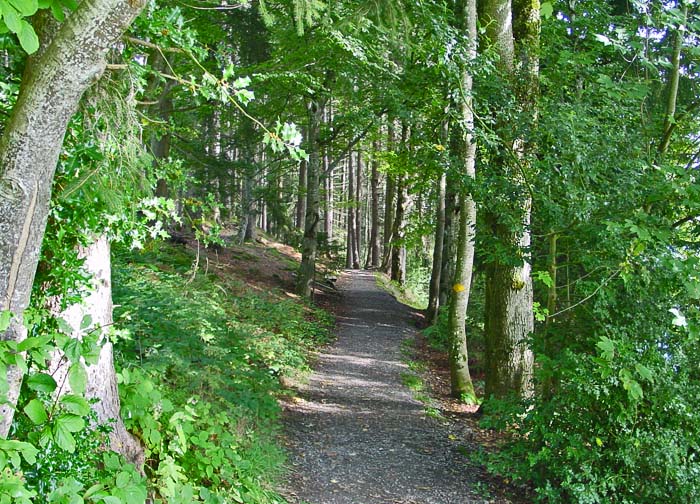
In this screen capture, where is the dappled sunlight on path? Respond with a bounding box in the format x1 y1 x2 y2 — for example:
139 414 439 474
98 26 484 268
281 271 506 504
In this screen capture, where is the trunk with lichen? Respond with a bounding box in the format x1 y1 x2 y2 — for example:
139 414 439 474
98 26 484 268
48 236 143 466
0 0 145 439
446 0 478 401
297 98 325 298
481 0 538 400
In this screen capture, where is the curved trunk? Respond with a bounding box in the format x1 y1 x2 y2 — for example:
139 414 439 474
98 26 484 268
0 0 146 438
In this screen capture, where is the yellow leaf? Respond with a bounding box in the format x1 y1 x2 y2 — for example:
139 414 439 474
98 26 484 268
596 437 603 447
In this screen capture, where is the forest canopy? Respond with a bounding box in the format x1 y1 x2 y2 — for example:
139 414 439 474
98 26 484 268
0 0 699 502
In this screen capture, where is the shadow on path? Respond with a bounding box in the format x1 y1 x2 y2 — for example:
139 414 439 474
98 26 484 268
281 271 500 504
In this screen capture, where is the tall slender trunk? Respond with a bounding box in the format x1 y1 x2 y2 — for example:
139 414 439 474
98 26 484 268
297 97 325 298
391 174 407 284
367 141 380 268
346 154 357 268
381 123 397 272
447 0 478 400
296 159 307 230
0 0 145 438
354 149 362 268
427 171 447 325
439 188 458 309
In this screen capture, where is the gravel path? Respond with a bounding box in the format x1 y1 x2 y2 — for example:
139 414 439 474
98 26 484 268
281 270 498 504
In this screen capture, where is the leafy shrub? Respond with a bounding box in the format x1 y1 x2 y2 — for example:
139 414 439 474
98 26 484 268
483 321 700 503
112 243 332 503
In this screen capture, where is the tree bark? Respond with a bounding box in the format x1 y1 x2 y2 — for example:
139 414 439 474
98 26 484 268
297 97 325 298
390 174 407 284
296 159 307 230
354 149 362 268
481 0 538 400
427 171 447 325
366 141 381 268
345 154 357 268
0 0 146 438
381 123 397 272
447 0 478 400
49 236 144 465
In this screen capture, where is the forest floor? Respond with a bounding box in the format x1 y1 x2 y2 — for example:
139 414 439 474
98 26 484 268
278 270 526 504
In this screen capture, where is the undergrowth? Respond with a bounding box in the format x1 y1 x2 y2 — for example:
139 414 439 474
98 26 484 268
111 242 333 503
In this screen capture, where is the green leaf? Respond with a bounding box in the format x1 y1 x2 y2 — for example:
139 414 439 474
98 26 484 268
49 1 64 21
26 373 57 393
60 394 91 416
596 336 615 361
56 413 85 433
2 3 21 34
16 23 39 54
541 1 553 19
0 311 11 332
23 399 48 425
68 362 87 394
80 314 93 330
54 421 76 452
635 363 654 383
8 0 38 16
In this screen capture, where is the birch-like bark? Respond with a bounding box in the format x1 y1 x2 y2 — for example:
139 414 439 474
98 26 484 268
447 0 478 400
0 0 146 438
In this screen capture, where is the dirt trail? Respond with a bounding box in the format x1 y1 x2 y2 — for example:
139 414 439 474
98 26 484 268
281 270 505 504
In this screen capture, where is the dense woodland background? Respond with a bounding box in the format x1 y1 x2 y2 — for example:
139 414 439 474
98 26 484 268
0 0 700 502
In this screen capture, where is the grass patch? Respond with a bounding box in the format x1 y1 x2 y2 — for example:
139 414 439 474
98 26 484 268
374 273 427 310
111 241 333 503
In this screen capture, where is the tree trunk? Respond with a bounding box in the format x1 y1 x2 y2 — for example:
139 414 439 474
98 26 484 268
345 154 357 268
439 187 458 309
427 171 447 325
447 0 478 400
366 141 380 268
354 149 362 268
296 159 307 230
381 123 397 272
481 0 538 400
391 174 406 284
49 236 144 466
0 0 146 438
297 97 325 298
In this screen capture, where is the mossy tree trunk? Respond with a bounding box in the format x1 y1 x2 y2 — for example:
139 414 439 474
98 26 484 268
481 0 539 400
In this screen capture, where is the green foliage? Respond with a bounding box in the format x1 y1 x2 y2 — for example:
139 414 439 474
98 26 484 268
112 242 332 502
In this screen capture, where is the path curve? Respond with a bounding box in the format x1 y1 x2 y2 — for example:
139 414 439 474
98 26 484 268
281 270 493 504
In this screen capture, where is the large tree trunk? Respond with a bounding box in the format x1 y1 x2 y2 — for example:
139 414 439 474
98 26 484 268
447 0 478 400
366 141 381 268
0 0 145 438
481 0 538 400
49 236 144 465
297 97 325 298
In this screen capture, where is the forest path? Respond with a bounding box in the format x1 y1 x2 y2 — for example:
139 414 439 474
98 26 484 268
281 270 495 504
